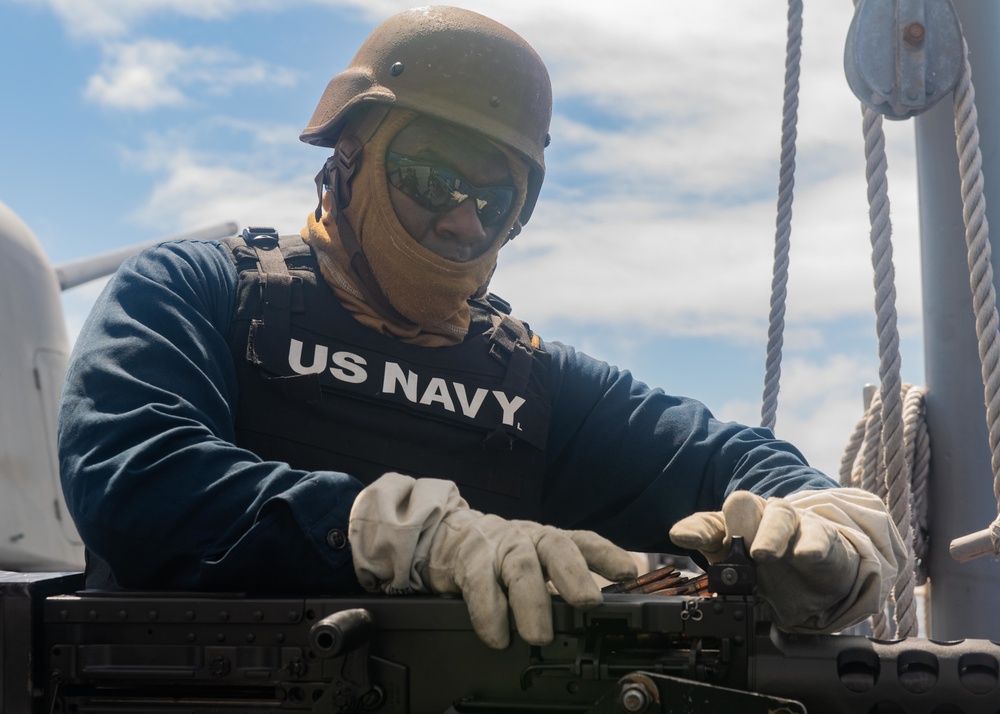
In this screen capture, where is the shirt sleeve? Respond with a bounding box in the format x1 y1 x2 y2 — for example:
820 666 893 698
539 340 840 555
58 239 364 592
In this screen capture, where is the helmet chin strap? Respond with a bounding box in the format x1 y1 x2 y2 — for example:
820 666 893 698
313 105 417 327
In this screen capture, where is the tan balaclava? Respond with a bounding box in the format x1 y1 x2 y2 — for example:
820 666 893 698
302 108 529 347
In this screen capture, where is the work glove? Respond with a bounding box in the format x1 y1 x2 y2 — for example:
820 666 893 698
348 472 638 649
669 487 906 632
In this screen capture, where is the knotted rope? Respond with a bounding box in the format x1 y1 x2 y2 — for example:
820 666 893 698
841 385 930 637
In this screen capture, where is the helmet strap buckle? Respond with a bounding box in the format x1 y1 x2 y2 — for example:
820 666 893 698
312 135 365 221
332 136 364 211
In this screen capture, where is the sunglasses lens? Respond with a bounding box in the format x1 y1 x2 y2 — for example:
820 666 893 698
474 188 513 226
387 152 514 227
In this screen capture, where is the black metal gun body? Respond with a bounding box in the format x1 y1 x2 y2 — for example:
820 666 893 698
4 572 1000 713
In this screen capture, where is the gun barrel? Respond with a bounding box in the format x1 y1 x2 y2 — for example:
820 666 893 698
309 607 374 658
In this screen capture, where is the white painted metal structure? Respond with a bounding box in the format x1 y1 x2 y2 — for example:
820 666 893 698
0 199 236 571
0 201 81 570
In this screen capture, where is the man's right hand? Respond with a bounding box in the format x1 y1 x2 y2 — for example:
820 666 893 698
349 473 638 649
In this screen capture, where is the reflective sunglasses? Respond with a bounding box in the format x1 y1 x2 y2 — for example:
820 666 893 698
386 151 515 227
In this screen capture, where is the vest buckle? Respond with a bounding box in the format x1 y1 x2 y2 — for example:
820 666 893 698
242 226 280 249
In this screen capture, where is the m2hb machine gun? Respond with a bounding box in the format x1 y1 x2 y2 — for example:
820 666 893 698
3 547 1000 714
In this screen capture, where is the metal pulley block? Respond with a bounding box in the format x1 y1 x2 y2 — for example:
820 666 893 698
844 0 963 119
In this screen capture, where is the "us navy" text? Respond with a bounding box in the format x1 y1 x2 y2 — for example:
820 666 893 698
288 339 525 427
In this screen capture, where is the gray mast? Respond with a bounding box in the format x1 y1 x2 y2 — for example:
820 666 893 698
916 0 1000 639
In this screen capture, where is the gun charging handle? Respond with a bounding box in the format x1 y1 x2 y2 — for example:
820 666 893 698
310 608 374 658
707 535 756 596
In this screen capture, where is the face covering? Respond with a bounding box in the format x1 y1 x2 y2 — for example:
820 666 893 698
302 107 529 346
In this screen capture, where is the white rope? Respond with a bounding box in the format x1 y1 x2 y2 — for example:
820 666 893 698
841 385 930 637
903 387 931 582
760 0 802 431
858 105 918 638
952 38 1000 555
842 389 891 637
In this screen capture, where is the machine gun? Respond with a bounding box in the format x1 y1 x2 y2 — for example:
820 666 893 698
3 546 1000 714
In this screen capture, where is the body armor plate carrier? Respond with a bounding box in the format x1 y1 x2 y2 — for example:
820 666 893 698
222 230 551 520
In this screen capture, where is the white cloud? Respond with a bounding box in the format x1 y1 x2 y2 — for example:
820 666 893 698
23 0 405 40
118 112 335 235
479 2 925 350
85 41 188 110
143 160 313 235
126 139 316 234
718 354 880 479
84 39 297 110
28 0 281 39
490 127 920 347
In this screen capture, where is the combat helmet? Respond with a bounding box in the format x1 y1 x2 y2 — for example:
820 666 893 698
300 6 552 225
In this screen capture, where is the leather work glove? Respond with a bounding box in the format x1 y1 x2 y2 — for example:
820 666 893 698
349 472 638 649
669 488 906 632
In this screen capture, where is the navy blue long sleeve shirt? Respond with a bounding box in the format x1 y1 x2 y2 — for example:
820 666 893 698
58 239 837 592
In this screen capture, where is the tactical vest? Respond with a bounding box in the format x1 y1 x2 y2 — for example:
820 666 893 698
221 230 551 520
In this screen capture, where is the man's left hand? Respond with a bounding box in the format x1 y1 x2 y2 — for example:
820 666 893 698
670 488 906 632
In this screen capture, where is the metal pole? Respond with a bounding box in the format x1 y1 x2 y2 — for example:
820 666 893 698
916 0 1000 640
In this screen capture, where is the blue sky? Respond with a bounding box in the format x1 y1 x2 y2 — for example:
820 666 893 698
0 0 926 477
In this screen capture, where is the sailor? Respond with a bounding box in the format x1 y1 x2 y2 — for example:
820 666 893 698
58 6 906 650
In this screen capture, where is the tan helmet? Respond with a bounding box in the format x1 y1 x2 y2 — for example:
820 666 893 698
299 6 552 225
